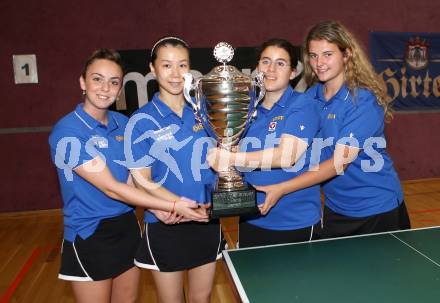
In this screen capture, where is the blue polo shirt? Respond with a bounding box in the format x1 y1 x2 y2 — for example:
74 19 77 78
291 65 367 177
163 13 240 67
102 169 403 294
307 83 404 217
127 93 215 223
49 104 133 242
241 86 321 230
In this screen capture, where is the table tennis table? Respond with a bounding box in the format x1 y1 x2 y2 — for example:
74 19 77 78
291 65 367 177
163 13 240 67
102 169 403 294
223 226 440 303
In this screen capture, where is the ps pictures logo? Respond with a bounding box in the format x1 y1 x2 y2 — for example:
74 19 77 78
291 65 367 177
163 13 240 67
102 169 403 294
405 37 429 70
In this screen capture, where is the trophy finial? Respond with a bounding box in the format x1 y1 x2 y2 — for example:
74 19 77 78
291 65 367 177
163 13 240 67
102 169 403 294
213 42 234 64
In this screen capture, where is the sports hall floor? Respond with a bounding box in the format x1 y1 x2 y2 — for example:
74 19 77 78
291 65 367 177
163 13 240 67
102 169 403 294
1 178 439 302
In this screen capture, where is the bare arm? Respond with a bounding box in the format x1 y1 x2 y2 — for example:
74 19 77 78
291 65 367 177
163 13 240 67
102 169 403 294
207 134 308 171
130 167 208 223
74 157 207 220
257 144 360 215
130 167 180 202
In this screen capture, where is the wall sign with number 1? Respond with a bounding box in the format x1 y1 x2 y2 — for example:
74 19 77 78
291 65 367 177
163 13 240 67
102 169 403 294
13 54 39 84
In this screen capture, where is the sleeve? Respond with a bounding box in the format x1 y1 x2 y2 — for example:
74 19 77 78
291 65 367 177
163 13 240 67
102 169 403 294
337 91 384 148
282 104 320 146
48 126 95 170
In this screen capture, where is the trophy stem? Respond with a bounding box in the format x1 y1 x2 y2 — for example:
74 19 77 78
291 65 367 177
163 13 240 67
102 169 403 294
217 168 245 190
190 45 262 217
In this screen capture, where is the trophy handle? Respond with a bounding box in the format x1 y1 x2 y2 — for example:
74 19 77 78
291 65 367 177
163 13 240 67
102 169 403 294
253 71 266 116
183 73 200 112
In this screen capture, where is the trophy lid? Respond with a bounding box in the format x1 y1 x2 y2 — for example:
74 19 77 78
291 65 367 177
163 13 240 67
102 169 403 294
213 42 234 64
198 42 252 84
202 65 251 84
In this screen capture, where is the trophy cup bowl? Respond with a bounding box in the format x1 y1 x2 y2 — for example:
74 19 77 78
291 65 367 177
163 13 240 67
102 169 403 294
184 42 265 218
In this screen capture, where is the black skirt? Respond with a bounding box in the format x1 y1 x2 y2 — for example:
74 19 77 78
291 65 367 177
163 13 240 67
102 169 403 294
238 220 322 248
318 201 411 239
59 211 141 281
135 219 225 272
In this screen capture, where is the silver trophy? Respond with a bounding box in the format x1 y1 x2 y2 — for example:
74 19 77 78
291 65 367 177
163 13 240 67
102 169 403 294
184 42 265 218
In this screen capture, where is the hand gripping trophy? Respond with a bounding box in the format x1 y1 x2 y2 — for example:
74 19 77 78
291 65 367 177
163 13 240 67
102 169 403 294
184 42 265 218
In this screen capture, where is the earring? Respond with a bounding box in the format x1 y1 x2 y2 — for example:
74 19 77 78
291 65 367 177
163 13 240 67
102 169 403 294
82 90 86 95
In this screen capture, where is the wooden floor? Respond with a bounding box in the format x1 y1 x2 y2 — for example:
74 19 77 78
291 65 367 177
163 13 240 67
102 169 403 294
1 178 439 302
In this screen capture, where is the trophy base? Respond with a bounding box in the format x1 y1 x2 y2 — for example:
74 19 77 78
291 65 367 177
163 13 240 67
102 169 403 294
206 183 259 219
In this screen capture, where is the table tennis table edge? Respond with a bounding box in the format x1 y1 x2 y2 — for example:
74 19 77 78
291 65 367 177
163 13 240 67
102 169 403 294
223 225 440 254
223 251 250 303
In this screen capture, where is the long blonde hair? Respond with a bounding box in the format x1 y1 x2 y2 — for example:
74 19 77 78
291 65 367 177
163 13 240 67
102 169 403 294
303 20 393 121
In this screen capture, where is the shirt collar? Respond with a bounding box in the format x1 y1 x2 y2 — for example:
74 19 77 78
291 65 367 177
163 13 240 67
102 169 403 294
106 111 120 132
258 85 295 113
315 82 350 105
276 85 295 108
151 92 192 119
74 103 119 132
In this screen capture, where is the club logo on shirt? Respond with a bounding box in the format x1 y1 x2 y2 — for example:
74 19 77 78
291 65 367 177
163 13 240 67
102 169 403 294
153 126 175 141
193 123 204 132
268 121 277 131
268 115 284 131
300 125 305 131
115 135 124 142
327 113 336 119
91 135 108 148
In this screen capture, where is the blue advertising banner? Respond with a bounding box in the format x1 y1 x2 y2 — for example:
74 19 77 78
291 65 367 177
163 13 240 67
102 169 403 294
370 32 440 111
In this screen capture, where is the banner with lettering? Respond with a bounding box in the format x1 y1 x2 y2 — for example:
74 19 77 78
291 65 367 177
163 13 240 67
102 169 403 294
370 32 440 111
114 46 303 116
